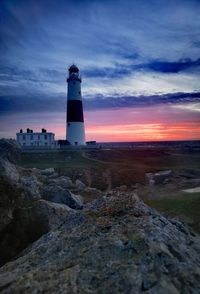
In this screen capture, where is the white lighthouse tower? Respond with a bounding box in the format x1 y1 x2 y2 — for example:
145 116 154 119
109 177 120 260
66 65 86 145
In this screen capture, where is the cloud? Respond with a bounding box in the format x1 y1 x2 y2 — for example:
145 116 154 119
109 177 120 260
141 58 200 73
1 92 200 113
83 58 200 79
1 0 200 99
0 66 65 83
84 92 200 110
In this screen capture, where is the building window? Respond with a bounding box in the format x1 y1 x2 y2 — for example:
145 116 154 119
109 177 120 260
73 82 76 85
23 135 26 140
44 134 47 140
45 142 48 146
38 135 40 139
31 135 33 140
23 142 26 146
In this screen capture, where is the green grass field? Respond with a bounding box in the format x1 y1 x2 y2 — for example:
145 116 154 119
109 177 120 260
20 147 200 188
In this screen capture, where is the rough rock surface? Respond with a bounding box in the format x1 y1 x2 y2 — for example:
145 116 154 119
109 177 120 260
0 140 83 266
75 179 86 190
146 170 172 185
1 140 200 293
0 191 200 293
49 176 74 189
0 139 21 184
41 185 83 209
0 139 21 163
0 158 20 183
20 175 42 199
40 168 56 176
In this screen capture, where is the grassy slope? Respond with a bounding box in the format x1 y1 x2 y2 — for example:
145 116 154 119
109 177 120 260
21 150 105 169
145 193 200 233
20 148 200 233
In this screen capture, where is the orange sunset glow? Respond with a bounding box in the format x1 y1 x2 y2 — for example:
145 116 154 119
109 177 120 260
85 123 200 142
1 101 200 142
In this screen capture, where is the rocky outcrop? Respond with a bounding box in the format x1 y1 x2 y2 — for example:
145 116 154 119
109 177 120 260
41 185 83 209
0 158 20 183
0 190 200 293
146 170 172 185
75 179 86 190
1 139 200 293
40 168 56 176
0 139 21 184
49 176 74 189
0 140 84 266
0 139 21 163
20 175 42 199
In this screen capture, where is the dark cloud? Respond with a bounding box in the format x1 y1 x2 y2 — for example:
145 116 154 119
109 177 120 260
83 65 130 79
0 93 66 113
84 58 200 79
1 92 200 113
141 58 200 73
84 92 200 110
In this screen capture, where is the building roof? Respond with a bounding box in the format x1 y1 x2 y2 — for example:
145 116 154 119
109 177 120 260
16 132 54 135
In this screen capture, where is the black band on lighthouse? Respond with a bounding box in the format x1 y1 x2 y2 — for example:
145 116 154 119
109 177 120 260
67 100 84 122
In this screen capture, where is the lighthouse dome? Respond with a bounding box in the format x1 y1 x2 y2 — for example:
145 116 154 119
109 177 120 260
69 64 79 73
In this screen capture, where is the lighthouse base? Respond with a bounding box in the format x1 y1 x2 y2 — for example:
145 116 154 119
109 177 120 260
66 122 86 145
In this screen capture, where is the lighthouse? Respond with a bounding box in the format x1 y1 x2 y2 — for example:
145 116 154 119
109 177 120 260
66 65 86 145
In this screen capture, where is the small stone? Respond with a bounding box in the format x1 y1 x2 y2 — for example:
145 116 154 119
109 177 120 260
40 168 55 176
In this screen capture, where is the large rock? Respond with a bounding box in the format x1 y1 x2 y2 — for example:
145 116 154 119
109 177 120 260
0 176 22 232
0 158 20 183
0 139 21 163
0 197 80 266
20 175 41 199
0 190 199 293
146 170 172 185
49 176 74 189
34 199 85 231
75 179 86 190
0 140 84 268
41 184 83 209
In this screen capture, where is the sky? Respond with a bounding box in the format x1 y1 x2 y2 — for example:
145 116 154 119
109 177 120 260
0 0 200 142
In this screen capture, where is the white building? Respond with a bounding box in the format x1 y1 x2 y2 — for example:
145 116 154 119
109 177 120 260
16 128 56 148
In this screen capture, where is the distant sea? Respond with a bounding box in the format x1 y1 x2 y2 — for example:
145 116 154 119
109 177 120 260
99 140 200 148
